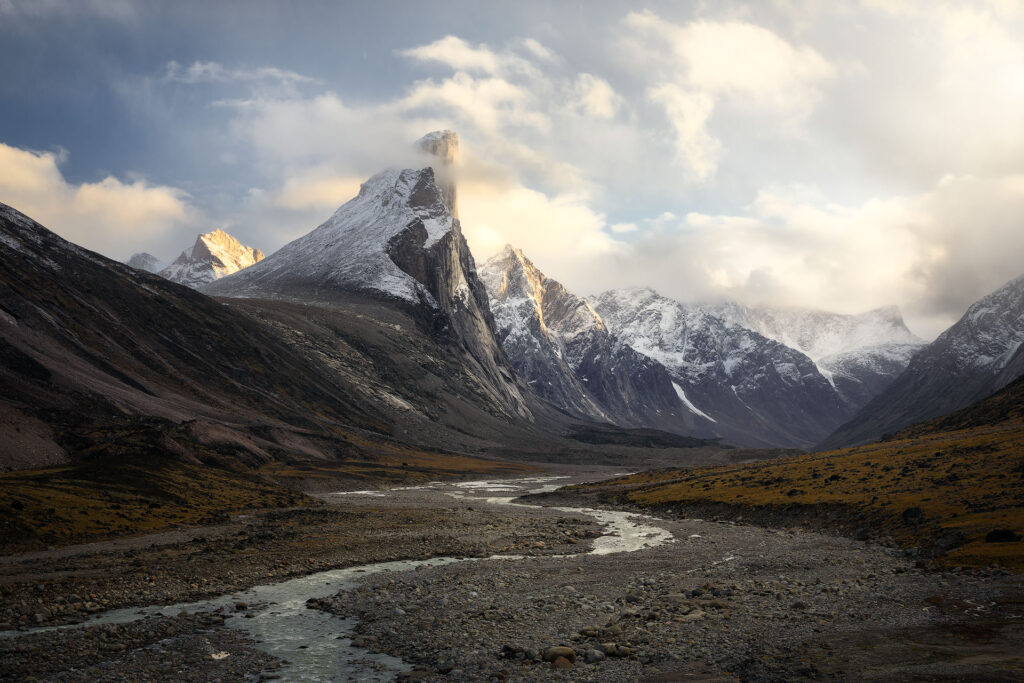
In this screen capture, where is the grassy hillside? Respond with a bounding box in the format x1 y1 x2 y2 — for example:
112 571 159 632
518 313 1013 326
566 378 1024 571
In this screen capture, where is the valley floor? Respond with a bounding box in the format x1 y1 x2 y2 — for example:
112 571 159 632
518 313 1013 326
1 467 1021 681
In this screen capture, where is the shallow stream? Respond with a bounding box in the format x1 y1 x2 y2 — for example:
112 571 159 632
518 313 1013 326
2 475 674 681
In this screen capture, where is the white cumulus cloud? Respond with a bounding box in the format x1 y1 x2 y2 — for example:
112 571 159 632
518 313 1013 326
0 142 195 260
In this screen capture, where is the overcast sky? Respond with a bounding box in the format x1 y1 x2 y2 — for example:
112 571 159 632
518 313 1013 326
2 0 1023 338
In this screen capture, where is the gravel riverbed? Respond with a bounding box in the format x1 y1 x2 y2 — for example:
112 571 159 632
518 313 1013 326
2 471 1021 681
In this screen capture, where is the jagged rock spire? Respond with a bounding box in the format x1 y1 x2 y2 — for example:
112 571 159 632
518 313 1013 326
416 130 459 218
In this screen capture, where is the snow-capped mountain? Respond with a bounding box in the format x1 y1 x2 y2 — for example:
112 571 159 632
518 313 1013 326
708 303 926 409
821 272 1024 448
205 131 531 421
204 134 461 307
125 252 163 273
159 229 264 288
480 246 714 436
591 287 849 448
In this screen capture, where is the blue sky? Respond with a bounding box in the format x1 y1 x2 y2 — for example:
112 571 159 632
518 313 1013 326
2 0 1024 338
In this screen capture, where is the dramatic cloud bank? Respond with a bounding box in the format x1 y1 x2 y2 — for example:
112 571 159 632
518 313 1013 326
2 1 1023 338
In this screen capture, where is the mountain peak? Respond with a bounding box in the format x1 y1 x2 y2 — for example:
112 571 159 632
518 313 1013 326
205 166 459 305
159 228 263 288
415 130 459 217
416 130 459 165
125 252 162 273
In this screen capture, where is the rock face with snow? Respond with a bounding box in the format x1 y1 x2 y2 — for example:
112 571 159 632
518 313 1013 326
159 229 264 288
480 246 714 436
709 303 925 410
821 273 1024 448
591 288 850 449
205 131 531 420
125 252 163 273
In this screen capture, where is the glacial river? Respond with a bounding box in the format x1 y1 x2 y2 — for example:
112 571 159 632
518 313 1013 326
1 475 674 681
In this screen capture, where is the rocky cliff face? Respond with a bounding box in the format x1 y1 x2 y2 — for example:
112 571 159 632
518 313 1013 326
480 246 711 436
159 229 264 288
416 129 459 218
205 132 531 421
709 303 925 411
820 272 1024 449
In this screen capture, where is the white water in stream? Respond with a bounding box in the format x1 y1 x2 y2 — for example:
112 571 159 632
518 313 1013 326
1 475 673 681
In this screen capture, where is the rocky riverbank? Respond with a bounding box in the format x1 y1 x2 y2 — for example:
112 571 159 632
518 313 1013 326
319 509 1022 681
2 473 1021 681
0 499 601 633
0 610 280 682
0 483 604 680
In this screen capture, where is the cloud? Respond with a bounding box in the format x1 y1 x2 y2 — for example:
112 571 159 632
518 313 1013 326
0 142 195 259
459 175 621 286
521 38 555 62
400 72 549 134
0 0 135 21
272 169 362 211
607 174 1024 338
570 74 622 119
163 60 317 87
624 11 835 180
626 12 835 109
399 36 505 75
647 84 719 179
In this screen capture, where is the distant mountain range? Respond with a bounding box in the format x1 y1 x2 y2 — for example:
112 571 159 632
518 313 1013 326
5 129 1024 466
820 272 1024 449
480 246 708 437
124 229 264 287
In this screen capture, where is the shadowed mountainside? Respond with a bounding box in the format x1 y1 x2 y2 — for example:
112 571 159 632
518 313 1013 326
821 273 1024 449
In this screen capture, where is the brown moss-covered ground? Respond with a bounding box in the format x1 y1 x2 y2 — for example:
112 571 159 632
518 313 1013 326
0 450 534 552
564 388 1024 571
259 438 534 492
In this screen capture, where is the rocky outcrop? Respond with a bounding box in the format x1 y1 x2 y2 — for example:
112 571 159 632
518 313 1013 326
416 129 459 217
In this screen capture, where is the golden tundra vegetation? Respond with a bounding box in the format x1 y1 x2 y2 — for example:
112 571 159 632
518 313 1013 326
571 378 1024 572
0 443 533 552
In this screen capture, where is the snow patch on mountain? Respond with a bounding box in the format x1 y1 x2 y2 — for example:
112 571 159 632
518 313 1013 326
820 271 1024 449
707 302 926 384
672 382 716 422
591 286 851 448
941 272 1024 372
